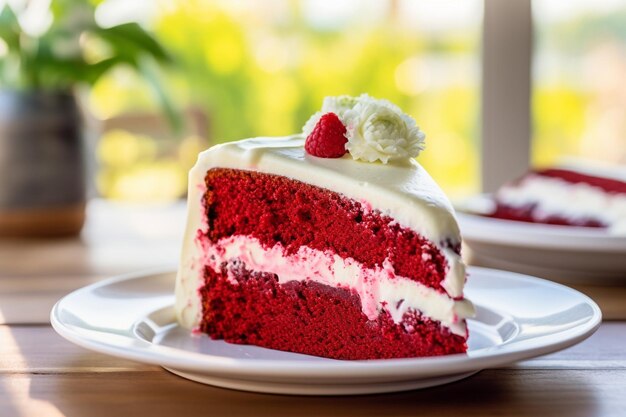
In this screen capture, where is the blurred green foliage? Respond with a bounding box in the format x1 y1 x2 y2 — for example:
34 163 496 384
533 87 587 167
156 1 479 197
92 1 481 199
0 0 170 89
0 0 179 129
89 1 624 201
549 8 626 52
532 5 626 167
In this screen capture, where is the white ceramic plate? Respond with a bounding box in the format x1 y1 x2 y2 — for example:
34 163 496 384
51 267 601 396
456 196 626 283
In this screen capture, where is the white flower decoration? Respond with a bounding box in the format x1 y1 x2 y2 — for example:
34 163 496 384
302 94 426 164
343 96 425 163
321 95 359 118
302 95 359 137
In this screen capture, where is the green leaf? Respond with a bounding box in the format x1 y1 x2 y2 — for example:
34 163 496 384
32 57 89 90
0 4 21 52
81 56 124 85
139 56 182 134
49 0 96 23
0 1 177 129
93 23 172 65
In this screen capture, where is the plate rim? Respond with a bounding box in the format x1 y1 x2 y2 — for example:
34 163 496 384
50 267 602 379
456 209 626 252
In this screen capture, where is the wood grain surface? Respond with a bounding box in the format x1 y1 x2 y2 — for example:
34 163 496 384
0 201 624 417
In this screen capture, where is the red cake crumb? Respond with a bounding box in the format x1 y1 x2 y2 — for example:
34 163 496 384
197 168 467 359
204 168 456 294
201 261 466 360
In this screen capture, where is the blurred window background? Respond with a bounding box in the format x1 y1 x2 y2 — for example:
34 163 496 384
2 0 625 203
91 0 482 201
532 0 626 167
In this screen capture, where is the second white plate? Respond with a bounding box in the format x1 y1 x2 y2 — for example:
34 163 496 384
456 195 626 283
51 267 601 395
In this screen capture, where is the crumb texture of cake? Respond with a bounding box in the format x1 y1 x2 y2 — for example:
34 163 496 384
175 135 473 360
202 265 467 360
205 169 451 293
492 168 626 230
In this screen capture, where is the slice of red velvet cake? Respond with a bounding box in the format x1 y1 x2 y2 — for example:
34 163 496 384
490 165 626 232
176 94 474 360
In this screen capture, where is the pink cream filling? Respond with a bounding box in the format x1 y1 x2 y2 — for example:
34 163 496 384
196 234 471 336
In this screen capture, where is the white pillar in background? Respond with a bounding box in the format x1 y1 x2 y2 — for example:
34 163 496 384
481 0 533 192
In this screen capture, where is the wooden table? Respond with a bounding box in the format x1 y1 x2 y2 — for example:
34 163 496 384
1 200 625 417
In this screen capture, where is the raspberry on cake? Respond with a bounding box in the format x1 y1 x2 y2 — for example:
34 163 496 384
304 112 348 158
490 165 626 232
176 94 474 360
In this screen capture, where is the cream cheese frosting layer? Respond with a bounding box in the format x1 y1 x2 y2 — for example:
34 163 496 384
198 235 473 336
175 135 469 330
497 174 626 232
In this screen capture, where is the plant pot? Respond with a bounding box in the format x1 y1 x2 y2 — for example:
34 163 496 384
0 90 87 237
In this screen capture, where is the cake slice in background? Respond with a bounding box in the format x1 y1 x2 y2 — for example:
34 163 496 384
175 95 474 360
490 161 626 233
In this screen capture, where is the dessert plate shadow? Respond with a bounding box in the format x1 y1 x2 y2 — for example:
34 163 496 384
51 267 601 395
457 195 626 284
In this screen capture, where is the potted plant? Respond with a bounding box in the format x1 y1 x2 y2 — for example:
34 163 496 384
0 0 174 237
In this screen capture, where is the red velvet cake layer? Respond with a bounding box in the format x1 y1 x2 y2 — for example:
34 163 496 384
201 261 467 359
203 168 454 293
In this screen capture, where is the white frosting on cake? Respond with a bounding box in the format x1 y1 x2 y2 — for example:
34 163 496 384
497 174 626 233
175 135 472 333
